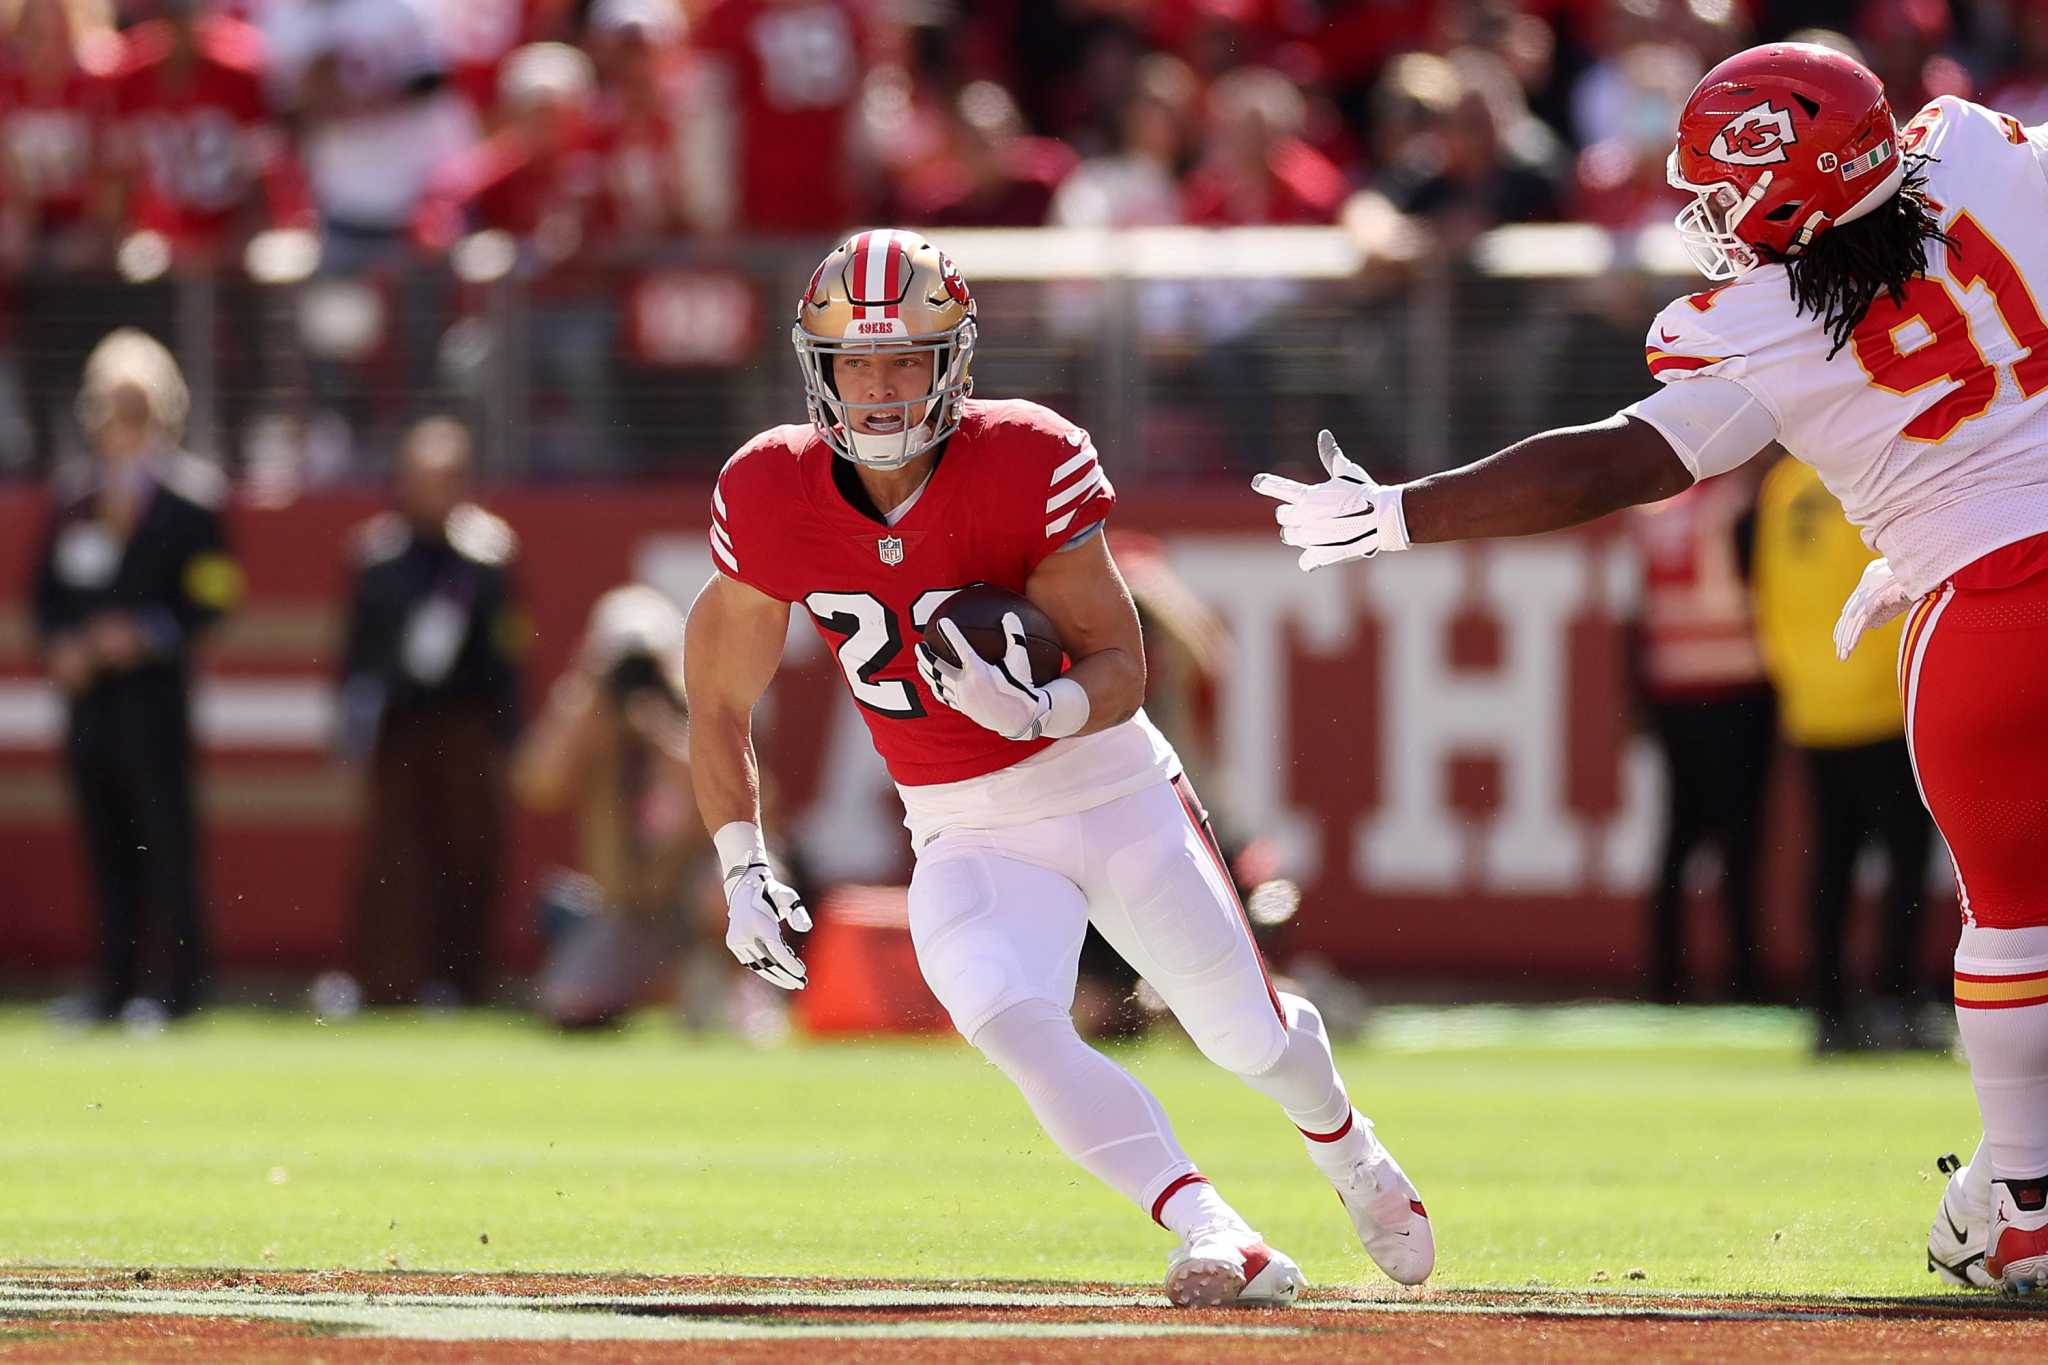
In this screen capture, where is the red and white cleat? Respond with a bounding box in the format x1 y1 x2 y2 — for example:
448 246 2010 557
1164 1223 1305 1308
1325 1114 1434 1285
1986 1179 2048 1296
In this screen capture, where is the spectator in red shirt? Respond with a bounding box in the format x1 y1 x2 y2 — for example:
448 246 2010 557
1854 0 1972 116
429 0 576 124
1181 65 1350 227
414 41 623 471
0 0 120 272
1989 1 2048 126
585 0 688 242
0 0 124 470
681 0 872 235
108 0 304 269
895 81 1077 228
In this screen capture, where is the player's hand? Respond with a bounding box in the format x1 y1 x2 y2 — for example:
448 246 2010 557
723 861 811 991
1251 429 1411 570
1833 557 1913 661
914 615 1051 741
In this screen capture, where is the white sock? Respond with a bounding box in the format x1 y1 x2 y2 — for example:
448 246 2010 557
971 998 1233 1225
1955 1137 1993 1214
1235 992 1369 1170
1954 925 2048 1178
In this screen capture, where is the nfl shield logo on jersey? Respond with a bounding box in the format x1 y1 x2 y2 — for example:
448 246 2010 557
878 535 905 565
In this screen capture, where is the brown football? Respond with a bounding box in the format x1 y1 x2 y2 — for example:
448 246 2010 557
922 585 1066 686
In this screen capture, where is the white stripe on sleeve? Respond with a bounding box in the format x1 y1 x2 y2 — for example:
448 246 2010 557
1049 445 1096 485
1046 466 1104 513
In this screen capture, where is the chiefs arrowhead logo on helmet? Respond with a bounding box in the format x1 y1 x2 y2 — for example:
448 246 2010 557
1709 102 1798 166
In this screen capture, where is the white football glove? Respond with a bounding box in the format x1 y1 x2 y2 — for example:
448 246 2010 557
1833 557 1914 661
914 615 1051 740
1251 429 1411 571
723 861 811 991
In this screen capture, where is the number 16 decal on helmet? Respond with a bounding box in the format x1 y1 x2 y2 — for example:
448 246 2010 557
1669 42 1906 280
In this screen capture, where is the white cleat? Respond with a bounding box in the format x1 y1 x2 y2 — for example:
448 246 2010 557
1986 1179 2048 1296
1324 1112 1434 1285
1164 1222 1305 1308
1927 1152 1995 1289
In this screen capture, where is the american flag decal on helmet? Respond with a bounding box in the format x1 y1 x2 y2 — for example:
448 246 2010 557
1838 139 1893 180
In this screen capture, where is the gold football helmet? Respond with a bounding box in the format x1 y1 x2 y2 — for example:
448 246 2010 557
792 229 977 469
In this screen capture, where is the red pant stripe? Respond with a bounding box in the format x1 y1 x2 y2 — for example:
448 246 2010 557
1171 775 1286 1024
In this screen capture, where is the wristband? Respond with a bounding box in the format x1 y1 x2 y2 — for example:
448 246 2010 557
1037 676 1090 740
1381 483 1413 554
712 820 768 883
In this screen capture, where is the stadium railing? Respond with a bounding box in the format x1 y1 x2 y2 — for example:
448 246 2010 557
0 223 1705 485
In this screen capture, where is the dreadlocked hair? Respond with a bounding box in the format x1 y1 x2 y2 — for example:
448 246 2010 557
1772 157 1953 359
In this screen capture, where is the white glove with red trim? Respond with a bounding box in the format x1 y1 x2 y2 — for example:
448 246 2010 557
1251 430 1411 571
1833 557 1913 661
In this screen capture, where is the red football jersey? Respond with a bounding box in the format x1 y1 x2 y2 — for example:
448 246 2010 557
110 18 276 244
688 0 866 232
0 58 112 228
710 399 1117 787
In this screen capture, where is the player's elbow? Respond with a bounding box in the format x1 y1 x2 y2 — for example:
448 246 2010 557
1082 647 1146 728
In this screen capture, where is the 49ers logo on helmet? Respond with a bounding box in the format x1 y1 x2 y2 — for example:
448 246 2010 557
1709 102 1799 166
935 251 971 308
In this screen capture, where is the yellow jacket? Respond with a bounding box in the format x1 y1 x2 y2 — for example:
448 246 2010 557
1751 457 1904 748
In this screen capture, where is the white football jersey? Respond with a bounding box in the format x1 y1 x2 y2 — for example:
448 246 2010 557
1644 97 2048 597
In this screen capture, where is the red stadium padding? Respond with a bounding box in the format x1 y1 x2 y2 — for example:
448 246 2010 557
0 484 1947 995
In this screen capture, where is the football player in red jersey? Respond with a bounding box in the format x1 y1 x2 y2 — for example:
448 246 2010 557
1256 44 2048 1293
685 230 1433 1307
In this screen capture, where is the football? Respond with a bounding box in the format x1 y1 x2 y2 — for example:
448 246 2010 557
921 585 1065 686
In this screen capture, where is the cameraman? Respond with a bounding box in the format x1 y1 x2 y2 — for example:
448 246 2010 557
513 585 712 1028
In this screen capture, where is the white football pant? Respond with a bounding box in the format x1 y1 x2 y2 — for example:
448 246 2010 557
908 775 1358 1223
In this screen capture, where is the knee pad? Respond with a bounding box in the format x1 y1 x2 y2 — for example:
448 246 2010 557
1186 996 1289 1077
968 997 1079 1071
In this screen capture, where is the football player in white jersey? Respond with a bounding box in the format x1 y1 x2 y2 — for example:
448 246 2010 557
1256 42 2048 1294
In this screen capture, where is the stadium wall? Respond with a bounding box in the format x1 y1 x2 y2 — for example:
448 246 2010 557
0 486 1942 995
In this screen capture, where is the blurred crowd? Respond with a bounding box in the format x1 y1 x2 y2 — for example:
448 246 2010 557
2 0 2047 476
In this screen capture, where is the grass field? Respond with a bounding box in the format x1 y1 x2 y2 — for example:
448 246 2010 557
0 1003 1986 1291
5 1002 2042 1361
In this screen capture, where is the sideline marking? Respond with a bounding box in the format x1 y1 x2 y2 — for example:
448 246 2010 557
0 1285 1306 1343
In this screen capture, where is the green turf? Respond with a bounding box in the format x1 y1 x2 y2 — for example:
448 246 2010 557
0 1004 1980 1297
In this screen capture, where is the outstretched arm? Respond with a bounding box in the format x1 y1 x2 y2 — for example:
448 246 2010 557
1256 376 1778 566
1402 415 1693 544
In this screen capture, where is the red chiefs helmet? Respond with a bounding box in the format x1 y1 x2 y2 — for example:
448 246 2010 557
1668 43 1906 280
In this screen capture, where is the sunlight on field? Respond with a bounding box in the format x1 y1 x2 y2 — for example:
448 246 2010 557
0 1005 1979 1298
